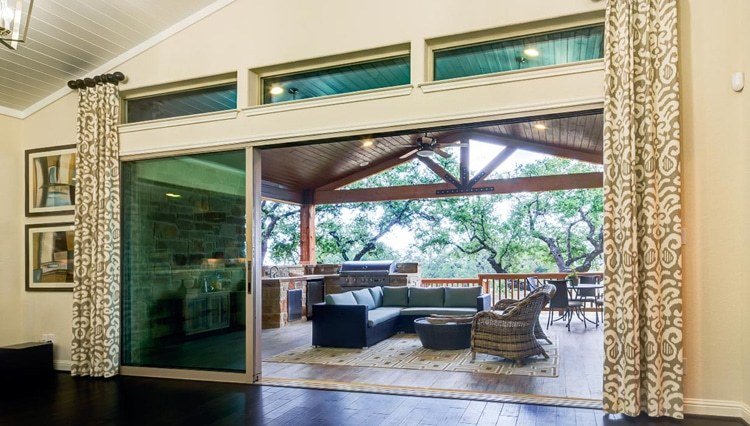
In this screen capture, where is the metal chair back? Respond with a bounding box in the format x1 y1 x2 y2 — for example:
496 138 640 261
547 279 570 309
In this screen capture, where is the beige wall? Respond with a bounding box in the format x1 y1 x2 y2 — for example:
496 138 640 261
3 0 749 414
679 0 750 411
0 115 24 344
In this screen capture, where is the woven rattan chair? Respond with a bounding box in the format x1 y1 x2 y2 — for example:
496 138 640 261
471 285 554 366
492 284 556 344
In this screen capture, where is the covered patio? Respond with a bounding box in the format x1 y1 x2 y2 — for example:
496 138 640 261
257 110 605 405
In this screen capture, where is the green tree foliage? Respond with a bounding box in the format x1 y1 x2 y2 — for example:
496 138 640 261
261 155 603 276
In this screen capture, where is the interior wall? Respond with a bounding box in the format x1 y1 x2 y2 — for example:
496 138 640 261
0 115 24 345
3 0 749 413
678 0 750 409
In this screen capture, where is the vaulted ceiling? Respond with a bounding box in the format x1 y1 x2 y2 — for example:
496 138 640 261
0 0 233 116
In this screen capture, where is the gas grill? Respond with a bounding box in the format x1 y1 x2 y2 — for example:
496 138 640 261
337 260 397 287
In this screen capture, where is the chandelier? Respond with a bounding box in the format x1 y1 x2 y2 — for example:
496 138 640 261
0 0 33 50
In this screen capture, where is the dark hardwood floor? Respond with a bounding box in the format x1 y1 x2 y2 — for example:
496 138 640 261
261 318 603 401
0 373 741 425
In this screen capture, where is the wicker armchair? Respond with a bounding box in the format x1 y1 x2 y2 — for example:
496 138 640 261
471 285 554 366
491 284 556 344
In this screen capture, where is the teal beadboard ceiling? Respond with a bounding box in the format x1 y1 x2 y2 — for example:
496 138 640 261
261 55 410 104
434 25 604 81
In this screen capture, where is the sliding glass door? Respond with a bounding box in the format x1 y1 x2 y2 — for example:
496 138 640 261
120 148 258 380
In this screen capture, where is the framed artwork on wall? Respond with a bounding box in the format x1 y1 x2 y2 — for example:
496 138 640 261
25 223 75 292
25 145 77 217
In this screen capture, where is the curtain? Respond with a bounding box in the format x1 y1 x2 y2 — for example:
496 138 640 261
70 83 122 378
602 0 683 419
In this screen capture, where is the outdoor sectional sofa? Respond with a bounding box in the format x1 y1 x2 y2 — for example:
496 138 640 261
312 286 491 348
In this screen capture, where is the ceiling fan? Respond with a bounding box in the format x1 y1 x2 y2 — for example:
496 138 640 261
398 134 469 159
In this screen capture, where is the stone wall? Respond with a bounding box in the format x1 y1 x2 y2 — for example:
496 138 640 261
122 175 246 364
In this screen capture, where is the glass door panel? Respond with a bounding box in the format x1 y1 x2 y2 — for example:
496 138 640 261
121 150 247 373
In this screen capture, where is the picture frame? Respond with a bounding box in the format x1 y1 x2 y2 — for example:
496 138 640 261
25 222 75 292
25 145 77 217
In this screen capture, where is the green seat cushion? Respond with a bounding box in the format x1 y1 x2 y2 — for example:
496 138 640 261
444 286 482 308
399 307 477 316
408 287 444 307
382 286 408 307
324 292 357 306
352 289 376 310
367 307 403 327
368 286 384 307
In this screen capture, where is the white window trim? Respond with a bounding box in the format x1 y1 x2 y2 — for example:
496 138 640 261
419 60 604 94
243 84 413 117
118 109 239 134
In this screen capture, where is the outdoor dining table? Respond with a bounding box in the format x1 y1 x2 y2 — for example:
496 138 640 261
567 282 603 326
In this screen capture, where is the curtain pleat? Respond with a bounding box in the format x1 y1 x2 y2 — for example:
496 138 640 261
602 0 683 419
70 83 122 378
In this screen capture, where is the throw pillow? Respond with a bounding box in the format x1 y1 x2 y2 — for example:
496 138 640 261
368 286 384 307
382 286 408 307
352 288 376 310
408 287 444 307
444 286 482 308
324 292 357 306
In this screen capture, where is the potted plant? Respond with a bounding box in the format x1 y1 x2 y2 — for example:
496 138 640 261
567 269 579 287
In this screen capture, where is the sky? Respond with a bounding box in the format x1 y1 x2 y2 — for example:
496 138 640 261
351 139 554 253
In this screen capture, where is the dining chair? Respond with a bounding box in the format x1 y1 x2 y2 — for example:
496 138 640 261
546 279 585 331
576 275 603 326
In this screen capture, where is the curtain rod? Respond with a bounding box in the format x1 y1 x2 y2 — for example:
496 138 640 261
67 72 126 90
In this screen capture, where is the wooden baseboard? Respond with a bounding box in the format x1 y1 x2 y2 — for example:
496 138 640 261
54 360 72 371
684 398 750 424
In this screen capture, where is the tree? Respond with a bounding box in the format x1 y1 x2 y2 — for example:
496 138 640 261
260 201 300 264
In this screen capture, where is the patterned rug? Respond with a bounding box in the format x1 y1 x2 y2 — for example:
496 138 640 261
267 334 559 378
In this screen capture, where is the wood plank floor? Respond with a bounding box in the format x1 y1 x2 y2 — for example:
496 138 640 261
261 315 603 401
0 373 740 425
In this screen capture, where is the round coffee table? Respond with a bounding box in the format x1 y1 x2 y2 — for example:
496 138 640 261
413 317 472 350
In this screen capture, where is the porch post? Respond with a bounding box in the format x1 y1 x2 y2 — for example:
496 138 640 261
300 199 316 265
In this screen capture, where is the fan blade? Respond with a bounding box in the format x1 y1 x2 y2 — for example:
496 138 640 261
399 148 419 159
437 142 469 148
434 148 451 159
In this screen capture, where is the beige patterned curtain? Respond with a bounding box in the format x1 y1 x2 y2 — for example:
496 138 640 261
602 0 683 419
71 83 122 378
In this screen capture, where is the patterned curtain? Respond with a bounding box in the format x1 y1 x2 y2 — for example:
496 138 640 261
71 83 122 378
602 0 683 419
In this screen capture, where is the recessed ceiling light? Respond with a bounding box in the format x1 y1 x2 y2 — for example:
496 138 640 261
524 48 540 57
166 193 182 198
359 161 370 167
362 139 374 148
533 123 547 130
269 85 284 95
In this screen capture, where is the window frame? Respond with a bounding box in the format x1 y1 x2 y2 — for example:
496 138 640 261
249 44 411 107
121 73 238 125
425 13 604 82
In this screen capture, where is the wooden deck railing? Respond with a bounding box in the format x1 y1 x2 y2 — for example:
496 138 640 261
421 272 603 305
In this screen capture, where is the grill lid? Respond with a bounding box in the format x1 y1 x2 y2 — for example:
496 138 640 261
339 260 396 276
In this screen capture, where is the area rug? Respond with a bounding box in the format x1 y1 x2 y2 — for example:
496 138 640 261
267 334 559 377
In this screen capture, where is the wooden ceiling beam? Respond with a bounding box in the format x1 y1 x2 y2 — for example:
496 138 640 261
465 130 603 164
316 152 414 191
466 146 516 187
261 180 304 205
417 156 461 188
314 172 603 204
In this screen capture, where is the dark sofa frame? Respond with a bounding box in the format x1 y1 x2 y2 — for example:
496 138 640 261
312 293 491 348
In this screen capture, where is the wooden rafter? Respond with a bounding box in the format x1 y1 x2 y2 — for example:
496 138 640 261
417 156 461 188
459 136 470 187
466 147 516 188
314 172 603 204
440 130 603 164
316 152 413 191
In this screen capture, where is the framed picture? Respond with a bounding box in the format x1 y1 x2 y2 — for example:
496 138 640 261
25 223 75 292
25 145 77 217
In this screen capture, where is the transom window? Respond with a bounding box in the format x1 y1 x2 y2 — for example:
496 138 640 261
261 55 410 104
124 83 237 124
433 25 604 81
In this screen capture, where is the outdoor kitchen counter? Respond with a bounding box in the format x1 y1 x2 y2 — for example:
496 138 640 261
261 275 330 284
